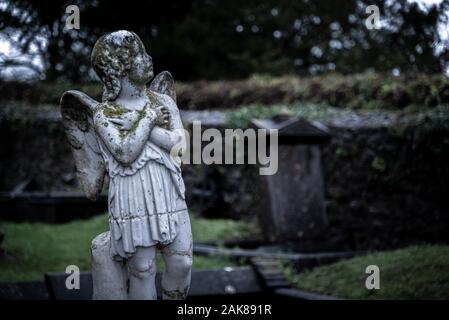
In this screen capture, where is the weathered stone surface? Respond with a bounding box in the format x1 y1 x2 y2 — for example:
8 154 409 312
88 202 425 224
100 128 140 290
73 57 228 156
252 116 329 244
61 30 192 300
258 144 328 243
91 232 128 300
60 90 106 201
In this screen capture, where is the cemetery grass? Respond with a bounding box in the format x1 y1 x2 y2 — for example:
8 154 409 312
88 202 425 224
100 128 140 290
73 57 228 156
283 244 449 299
0 214 259 281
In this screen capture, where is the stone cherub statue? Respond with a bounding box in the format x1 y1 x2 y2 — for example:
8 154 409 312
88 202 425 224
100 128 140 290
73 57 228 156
60 30 192 300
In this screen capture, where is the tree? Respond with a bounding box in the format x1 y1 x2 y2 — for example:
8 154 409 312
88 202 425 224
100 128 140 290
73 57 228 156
1 0 448 81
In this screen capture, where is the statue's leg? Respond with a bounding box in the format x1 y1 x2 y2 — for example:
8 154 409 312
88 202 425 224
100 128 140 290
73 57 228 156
91 232 128 300
127 246 157 300
160 212 193 300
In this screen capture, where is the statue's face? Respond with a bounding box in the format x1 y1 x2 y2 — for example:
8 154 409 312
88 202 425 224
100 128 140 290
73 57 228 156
128 40 154 86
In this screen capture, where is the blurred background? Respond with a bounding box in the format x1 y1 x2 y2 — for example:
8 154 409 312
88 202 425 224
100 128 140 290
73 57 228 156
1 0 449 300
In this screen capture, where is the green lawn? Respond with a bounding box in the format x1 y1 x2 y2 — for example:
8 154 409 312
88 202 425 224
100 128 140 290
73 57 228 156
0 214 260 281
283 245 449 299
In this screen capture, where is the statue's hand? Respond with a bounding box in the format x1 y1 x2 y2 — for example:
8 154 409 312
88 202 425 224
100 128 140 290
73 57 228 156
152 105 171 128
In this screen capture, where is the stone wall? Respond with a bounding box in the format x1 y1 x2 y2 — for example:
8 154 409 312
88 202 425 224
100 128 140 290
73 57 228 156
322 124 449 250
0 115 76 192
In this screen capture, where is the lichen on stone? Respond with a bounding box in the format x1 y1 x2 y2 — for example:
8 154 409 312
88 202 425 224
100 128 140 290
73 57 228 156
102 101 130 118
91 30 146 102
127 108 147 135
115 147 124 156
146 89 163 106
162 287 189 300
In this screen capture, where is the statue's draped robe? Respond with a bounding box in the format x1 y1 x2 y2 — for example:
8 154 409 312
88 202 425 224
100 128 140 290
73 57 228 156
98 138 187 260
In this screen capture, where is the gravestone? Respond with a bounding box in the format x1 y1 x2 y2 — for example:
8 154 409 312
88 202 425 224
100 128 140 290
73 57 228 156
251 115 330 246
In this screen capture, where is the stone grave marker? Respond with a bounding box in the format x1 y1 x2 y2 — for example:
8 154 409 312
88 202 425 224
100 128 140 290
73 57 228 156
251 115 331 246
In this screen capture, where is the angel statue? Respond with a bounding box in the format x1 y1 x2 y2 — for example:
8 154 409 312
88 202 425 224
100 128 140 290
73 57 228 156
60 30 192 300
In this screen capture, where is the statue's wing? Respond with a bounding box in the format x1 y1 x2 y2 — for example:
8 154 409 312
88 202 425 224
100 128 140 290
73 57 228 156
150 71 177 102
60 90 106 201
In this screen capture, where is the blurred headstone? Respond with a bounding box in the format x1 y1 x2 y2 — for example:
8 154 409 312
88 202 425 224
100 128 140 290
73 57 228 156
251 115 331 246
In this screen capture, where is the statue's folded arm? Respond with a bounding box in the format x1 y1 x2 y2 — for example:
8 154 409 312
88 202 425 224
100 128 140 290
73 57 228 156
93 106 158 165
149 95 186 155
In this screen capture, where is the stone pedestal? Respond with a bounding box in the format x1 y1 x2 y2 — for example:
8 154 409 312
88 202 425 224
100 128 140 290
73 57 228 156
91 232 128 300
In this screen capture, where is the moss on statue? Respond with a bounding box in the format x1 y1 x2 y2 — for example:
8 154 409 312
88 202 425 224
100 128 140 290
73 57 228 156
127 108 147 135
102 101 130 118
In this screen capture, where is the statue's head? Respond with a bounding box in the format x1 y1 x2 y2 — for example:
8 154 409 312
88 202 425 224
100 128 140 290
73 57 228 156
91 30 153 101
